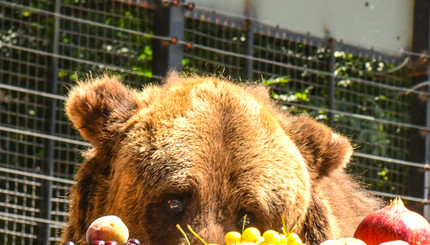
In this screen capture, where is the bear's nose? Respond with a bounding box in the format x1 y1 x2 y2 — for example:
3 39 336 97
191 224 225 244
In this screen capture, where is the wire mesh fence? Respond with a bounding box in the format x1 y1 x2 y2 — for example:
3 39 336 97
183 7 422 200
1 0 429 244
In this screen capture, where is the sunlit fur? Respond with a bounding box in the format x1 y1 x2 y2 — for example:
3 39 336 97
62 74 381 245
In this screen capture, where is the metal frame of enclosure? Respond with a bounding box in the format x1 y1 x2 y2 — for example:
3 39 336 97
1 0 429 244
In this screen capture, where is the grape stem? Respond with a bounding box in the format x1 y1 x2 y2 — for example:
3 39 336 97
187 225 208 245
281 216 298 236
242 214 248 233
176 224 191 245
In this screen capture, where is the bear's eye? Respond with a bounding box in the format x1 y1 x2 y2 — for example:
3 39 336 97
237 214 253 228
166 197 185 214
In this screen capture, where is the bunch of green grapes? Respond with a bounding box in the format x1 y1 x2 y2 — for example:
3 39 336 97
178 217 304 245
224 227 303 245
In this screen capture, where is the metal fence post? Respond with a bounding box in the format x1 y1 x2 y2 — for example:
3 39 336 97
423 0 430 221
244 0 254 81
41 0 61 243
244 19 254 81
425 76 430 220
410 0 430 218
152 0 185 78
327 38 336 128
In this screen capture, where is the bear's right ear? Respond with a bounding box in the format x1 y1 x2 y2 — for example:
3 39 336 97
65 75 139 148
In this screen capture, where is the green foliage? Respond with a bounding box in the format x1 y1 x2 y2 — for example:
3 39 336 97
262 76 313 103
260 44 411 195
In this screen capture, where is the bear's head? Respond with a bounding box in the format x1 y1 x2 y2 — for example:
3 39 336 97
63 74 357 245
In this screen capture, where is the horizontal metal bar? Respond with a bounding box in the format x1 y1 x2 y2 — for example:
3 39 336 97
0 211 67 228
0 189 41 200
283 102 430 132
0 1 166 42
0 83 67 101
189 43 430 97
353 152 429 169
368 190 430 204
0 42 161 80
1 202 40 214
0 228 38 239
0 175 42 186
50 210 70 217
0 125 91 147
185 7 244 29
401 49 430 60
190 7 416 63
0 166 76 185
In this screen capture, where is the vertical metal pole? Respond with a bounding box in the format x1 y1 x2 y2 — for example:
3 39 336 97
244 0 253 81
152 0 185 78
410 0 430 219
424 76 430 220
244 19 254 81
42 0 60 243
423 91 430 220
327 38 336 128
422 0 430 220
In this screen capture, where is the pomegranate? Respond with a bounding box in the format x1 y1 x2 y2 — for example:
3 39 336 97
353 197 430 245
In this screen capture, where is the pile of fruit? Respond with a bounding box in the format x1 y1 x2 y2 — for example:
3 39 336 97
64 197 430 245
175 221 304 245
224 227 302 245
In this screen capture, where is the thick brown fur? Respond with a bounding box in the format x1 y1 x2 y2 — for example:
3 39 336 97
62 74 382 245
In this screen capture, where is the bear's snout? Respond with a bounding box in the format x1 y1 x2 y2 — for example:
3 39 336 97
191 223 226 245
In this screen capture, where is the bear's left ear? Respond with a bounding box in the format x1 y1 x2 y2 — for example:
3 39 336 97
65 75 139 148
281 114 353 181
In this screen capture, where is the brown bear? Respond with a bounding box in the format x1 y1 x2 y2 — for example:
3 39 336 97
62 73 381 245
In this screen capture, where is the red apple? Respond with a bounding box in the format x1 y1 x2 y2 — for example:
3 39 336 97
354 197 430 245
